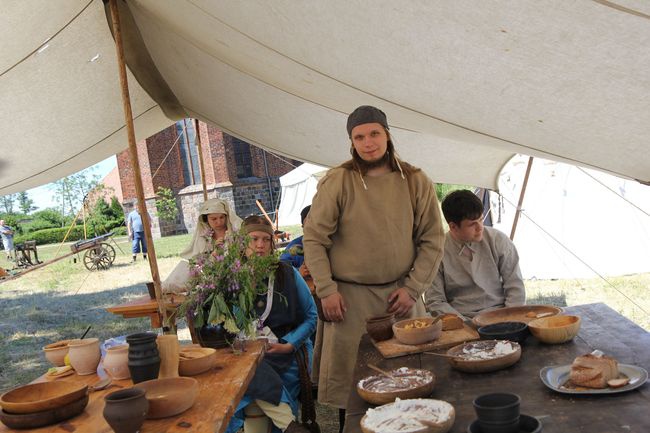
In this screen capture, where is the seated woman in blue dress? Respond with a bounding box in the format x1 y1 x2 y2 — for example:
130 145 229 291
226 215 317 433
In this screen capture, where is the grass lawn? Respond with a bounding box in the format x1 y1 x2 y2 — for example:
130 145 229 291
1 231 648 433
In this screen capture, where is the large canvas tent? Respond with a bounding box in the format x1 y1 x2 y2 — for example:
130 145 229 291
2 0 650 196
277 163 327 227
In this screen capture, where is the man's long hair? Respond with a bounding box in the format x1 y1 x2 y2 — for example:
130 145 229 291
340 128 418 176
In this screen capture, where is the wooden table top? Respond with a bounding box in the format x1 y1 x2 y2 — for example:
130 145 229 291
344 303 650 433
0 340 265 433
106 294 185 316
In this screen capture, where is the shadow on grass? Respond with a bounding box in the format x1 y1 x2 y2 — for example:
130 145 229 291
0 283 173 391
527 292 568 307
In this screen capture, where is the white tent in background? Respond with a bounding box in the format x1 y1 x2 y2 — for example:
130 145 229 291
491 156 650 280
277 163 327 227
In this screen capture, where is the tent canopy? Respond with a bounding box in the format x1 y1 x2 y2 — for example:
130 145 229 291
277 163 327 226
2 0 650 195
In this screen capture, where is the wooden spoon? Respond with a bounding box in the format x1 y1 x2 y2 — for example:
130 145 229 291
367 363 397 380
423 351 462 360
89 378 112 392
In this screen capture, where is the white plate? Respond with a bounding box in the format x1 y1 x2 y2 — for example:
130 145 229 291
540 363 648 394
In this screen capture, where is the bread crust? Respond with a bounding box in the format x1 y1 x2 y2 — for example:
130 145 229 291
441 314 463 331
569 354 618 388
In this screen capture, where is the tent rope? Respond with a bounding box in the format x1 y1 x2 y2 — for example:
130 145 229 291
150 123 185 181
576 167 650 218
499 194 649 316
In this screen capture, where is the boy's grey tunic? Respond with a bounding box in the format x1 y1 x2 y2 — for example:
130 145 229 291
425 226 525 319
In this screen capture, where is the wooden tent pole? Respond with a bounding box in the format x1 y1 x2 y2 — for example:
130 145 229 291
510 156 534 241
108 0 169 329
194 119 208 201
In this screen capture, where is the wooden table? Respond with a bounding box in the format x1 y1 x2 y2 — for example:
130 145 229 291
107 294 184 328
344 303 650 433
0 340 265 433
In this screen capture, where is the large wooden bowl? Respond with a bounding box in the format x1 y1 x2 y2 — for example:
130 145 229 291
0 381 88 414
357 368 435 405
446 340 522 373
42 340 71 367
0 394 88 429
134 377 198 419
360 398 455 433
393 317 443 345
472 305 562 327
528 315 581 344
179 347 217 376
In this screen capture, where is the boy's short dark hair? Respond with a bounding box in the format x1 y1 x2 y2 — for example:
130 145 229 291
300 205 311 226
441 190 483 225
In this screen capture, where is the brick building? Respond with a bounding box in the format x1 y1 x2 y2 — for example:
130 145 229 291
116 119 298 237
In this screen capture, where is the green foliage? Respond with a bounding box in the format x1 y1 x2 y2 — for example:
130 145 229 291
178 230 279 338
14 226 85 245
86 197 125 237
112 226 128 236
435 183 473 202
154 187 178 223
0 214 22 235
0 193 19 214
22 208 66 233
17 192 37 214
50 169 101 219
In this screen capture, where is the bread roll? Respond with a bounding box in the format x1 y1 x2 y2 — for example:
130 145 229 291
569 353 618 388
441 314 463 331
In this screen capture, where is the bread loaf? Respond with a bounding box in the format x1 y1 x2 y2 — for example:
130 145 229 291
441 314 463 331
569 353 619 388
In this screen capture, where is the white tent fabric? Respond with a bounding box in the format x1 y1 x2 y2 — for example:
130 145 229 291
491 156 650 279
3 1 650 195
277 163 327 226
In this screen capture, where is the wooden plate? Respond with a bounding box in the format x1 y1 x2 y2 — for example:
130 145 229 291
446 340 522 373
0 394 88 429
472 305 562 327
0 381 88 414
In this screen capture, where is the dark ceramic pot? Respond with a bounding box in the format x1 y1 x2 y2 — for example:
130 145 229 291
478 321 530 344
103 388 149 433
126 332 160 384
473 393 521 425
365 314 395 342
196 323 235 349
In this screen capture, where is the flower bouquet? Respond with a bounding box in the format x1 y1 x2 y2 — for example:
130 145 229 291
178 229 279 347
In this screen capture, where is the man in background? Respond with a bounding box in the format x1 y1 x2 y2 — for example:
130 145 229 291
127 205 149 262
0 219 15 261
425 189 525 319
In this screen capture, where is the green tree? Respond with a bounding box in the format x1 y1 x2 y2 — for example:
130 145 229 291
17 191 37 214
154 187 178 223
0 193 19 214
50 168 101 220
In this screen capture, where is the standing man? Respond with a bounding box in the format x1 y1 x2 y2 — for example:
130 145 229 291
127 204 149 262
424 189 525 319
303 106 445 426
0 219 15 261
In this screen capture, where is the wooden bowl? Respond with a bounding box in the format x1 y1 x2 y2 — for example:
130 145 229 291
0 394 88 429
357 368 435 405
134 377 198 419
0 381 88 414
472 305 562 327
42 340 71 367
179 347 217 376
528 315 581 344
477 321 529 344
446 340 522 373
393 317 443 345
366 314 395 342
360 398 455 433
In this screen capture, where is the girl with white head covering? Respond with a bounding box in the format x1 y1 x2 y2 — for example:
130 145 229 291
180 198 242 260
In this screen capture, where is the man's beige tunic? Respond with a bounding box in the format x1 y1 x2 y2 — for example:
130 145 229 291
303 165 444 408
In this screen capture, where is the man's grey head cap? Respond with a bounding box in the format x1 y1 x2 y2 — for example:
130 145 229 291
346 105 389 137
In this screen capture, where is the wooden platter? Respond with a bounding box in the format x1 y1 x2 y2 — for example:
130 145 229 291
372 324 479 359
472 305 562 328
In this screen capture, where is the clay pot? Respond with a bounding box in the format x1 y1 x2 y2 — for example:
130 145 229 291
365 314 395 342
126 332 160 384
156 335 179 378
67 338 101 375
103 388 149 433
42 340 71 367
103 345 131 380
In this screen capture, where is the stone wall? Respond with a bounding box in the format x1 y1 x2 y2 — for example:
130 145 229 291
231 178 282 220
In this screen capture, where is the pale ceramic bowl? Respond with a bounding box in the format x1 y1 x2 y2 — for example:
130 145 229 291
42 340 71 367
134 377 198 419
393 317 442 345
528 315 581 344
178 347 217 376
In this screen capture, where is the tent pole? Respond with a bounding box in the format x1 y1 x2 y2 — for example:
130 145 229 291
108 0 169 330
194 119 208 201
510 156 534 240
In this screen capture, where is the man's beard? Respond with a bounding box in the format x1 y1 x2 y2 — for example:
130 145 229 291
355 149 390 171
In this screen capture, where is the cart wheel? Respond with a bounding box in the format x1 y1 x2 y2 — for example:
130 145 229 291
83 243 116 271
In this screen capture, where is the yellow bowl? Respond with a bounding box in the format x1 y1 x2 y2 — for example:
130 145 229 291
528 315 581 344
392 317 442 345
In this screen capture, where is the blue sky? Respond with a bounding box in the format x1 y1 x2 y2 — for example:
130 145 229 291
27 156 117 211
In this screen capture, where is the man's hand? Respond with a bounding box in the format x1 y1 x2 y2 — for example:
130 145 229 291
387 287 415 317
321 292 347 322
266 342 294 354
128 232 133 241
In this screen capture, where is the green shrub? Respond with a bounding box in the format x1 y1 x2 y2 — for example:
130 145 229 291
111 226 127 236
14 227 85 246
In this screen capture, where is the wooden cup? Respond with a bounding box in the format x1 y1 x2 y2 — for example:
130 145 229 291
156 335 180 378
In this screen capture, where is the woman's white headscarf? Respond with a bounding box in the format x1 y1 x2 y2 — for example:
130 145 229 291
180 198 242 259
